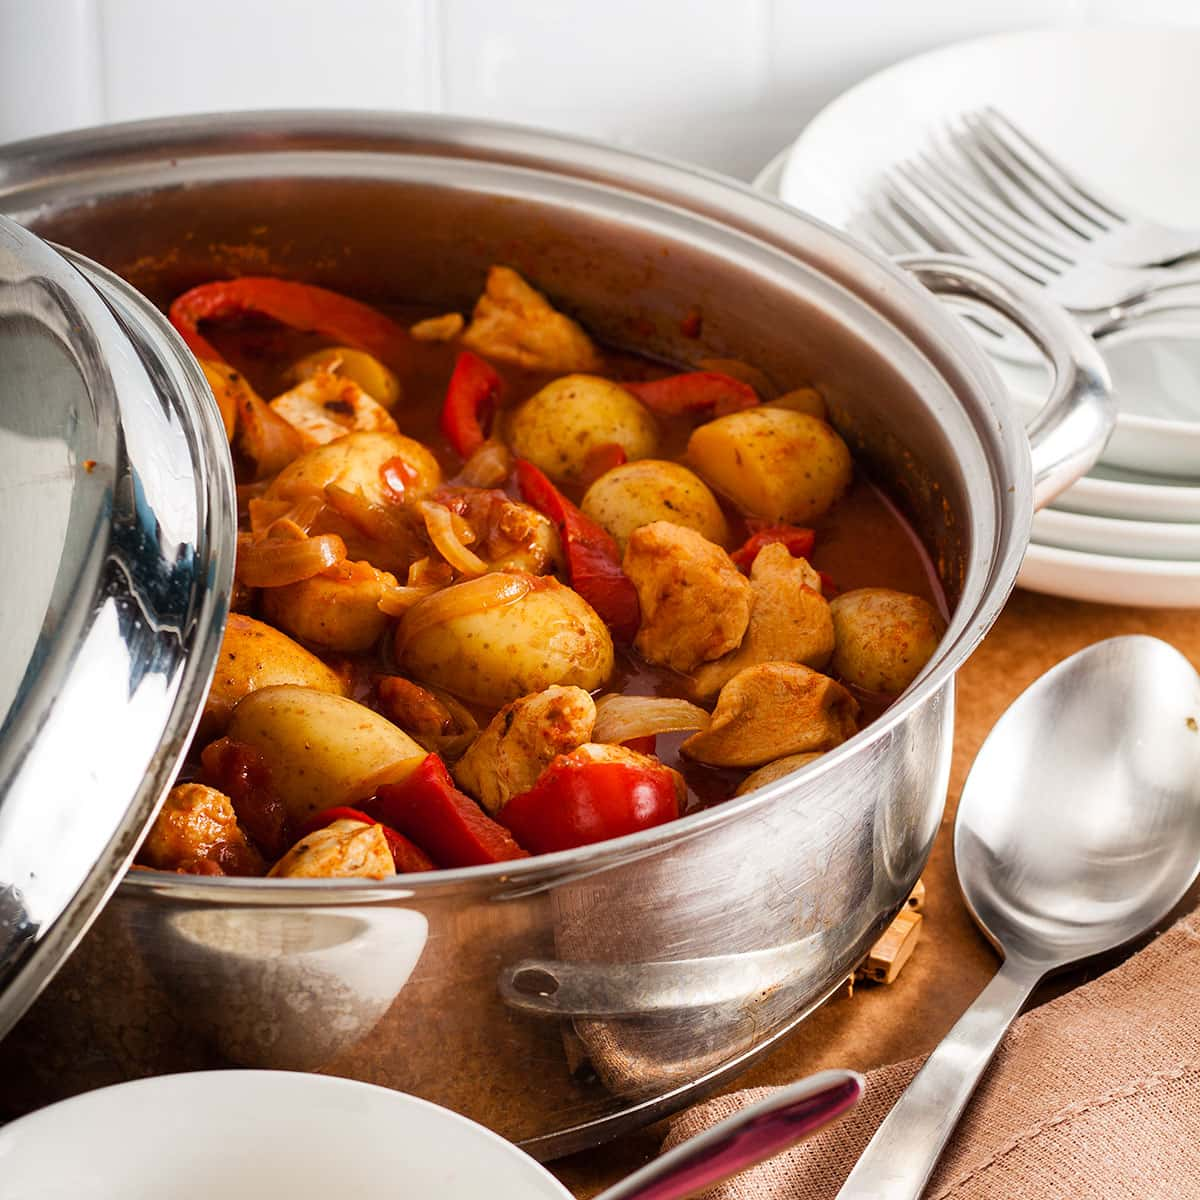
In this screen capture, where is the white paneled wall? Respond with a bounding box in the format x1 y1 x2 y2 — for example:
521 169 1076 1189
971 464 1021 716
0 0 1196 178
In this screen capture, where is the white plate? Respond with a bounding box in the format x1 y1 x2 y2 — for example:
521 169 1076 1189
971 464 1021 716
775 27 1200 479
1032 508 1200 562
1051 465 1200 524
0 1071 572 1200
1018 543 1200 608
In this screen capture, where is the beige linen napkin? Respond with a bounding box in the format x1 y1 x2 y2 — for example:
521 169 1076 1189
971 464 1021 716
662 909 1200 1199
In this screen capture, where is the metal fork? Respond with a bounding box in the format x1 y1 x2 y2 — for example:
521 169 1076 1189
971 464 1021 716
950 107 1200 268
876 158 1200 341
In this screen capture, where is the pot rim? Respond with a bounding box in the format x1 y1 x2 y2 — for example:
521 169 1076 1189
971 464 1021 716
0 110 1032 898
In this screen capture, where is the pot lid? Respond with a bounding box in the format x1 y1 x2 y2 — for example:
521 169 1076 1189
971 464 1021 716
0 216 234 1041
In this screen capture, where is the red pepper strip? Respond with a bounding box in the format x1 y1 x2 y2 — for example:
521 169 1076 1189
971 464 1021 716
169 277 410 364
368 755 529 868
200 737 292 860
622 371 758 417
578 442 628 489
499 750 681 855
440 350 502 458
818 570 838 597
730 524 817 572
515 459 641 643
300 805 434 874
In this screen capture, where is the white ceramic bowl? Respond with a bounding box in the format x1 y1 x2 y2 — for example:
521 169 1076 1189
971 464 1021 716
0 1071 572 1200
1017 543 1200 608
1031 508 1200 562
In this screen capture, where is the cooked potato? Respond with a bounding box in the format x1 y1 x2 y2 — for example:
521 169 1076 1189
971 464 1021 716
260 561 398 653
200 613 347 741
830 588 946 694
269 819 395 879
226 686 427 821
288 346 402 409
454 685 596 814
507 375 659 484
624 522 752 674
767 387 827 421
681 662 858 768
735 752 824 796
581 460 729 550
139 783 262 873
397 572 614 707
689 543 834 698
266 430 441 509
687 407 852 523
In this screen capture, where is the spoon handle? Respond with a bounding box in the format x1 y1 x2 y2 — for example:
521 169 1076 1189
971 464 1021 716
835 956 1042 1199
595 1069 863 1200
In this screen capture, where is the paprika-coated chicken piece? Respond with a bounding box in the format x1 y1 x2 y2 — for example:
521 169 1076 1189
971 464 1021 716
269 818 396 879
139 783 264 875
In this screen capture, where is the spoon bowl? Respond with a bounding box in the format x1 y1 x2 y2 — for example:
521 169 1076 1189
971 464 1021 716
957 635 1200 965
838 636 1200 1198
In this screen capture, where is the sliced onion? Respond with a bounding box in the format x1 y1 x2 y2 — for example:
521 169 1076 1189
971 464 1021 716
396 571 533 650
593 695 711 744
459 438 512 488
420 501 487 577
377 582 441 617
237 531 346 588
324 483 412 545
235 389 305 479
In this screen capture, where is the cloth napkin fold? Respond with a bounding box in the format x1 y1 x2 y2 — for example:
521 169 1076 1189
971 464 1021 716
662 909 1200 1199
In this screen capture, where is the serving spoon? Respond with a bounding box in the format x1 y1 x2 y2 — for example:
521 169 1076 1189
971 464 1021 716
837 634 1200 1198
593 1069 863 1200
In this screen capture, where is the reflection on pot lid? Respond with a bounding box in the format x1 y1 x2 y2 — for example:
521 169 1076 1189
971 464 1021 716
0 215 234 1040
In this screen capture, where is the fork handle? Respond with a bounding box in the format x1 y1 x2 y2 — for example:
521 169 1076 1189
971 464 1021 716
834 957 1043 1199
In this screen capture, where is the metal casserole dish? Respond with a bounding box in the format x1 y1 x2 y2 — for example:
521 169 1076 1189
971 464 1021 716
0 113 1111 1158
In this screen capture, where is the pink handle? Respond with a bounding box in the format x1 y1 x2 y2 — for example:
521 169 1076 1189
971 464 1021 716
596 1070 863 1200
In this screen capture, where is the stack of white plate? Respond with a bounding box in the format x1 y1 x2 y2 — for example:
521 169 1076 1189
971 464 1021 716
753 27 1200 608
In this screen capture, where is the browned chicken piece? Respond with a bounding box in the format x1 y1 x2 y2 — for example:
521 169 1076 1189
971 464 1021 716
268 819 395 879
735 751 825 796
139 783 264 875
454 685 597 814
460 265 603 373
681 662 858 768
269 372 398 448
410 312 464 342
434 486 561 574
623 521 753 674
688 543 834 698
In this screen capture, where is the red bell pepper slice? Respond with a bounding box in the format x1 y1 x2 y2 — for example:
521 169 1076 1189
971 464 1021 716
515 459 640 643
440 350 503 458
730 524 817 572
578 442 628 488
169 277 409 364
300 805 434 874
499 749 681 855
622 371 758 417
368 755 529 868
200 736 292 860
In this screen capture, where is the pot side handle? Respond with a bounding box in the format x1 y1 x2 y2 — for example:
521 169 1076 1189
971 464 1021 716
899 254 1114 510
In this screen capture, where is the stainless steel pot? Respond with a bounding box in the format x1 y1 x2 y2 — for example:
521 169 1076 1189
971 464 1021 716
0 113 1112 1159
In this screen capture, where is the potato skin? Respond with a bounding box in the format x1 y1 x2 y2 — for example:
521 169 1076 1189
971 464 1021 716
687 407 852 523
507 375 658 483
397 573 614 707
226 685 427 822
830 588 946 695
200 613 346 741
260 562 397 653
265 430 441 508
581 460 729 550
735 752 823 796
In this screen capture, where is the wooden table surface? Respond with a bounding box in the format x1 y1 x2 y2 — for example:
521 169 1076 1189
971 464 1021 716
552 588 1200 1198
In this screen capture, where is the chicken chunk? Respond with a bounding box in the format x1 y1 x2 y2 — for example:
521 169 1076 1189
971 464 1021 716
269 371 398 448
434 486 561 574
689 543 834 698
139 783 264 875
268 819 395 879
460 265 602 373
681 662 858 768
623 521 753 674
454 685 596 814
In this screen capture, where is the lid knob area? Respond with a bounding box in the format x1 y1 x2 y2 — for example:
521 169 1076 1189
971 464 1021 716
0 218 235 1038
